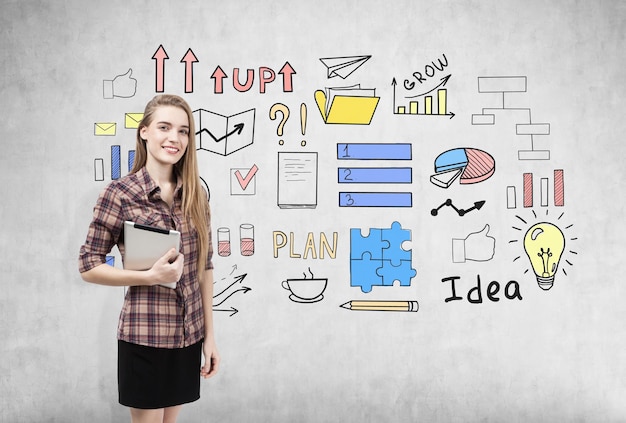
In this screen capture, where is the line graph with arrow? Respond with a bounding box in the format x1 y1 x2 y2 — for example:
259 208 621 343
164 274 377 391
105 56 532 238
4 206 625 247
431 199 486 217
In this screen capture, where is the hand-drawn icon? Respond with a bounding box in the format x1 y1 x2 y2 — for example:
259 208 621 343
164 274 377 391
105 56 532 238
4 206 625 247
508 170 565 209
152 45 169 93
510 212 578 291
269 103 289 145
239 224 254 256
392 75 455 118
431 199 486 217
300 103 307 147
111 145 121 180
452 224 496 263
106 255 115 266
340 300 419 312
314 85 379 125
124 113 144 129
471 76 551 160
94 158 105 181
180 48 198 93
282 268 327 303
217 227 231 257
319 55 371 79
350 221 417 293
430 148 495 188
523 222 565 291
337 143 413 208
103 68 137 99
193 108 255 156
213 273 250 317
94 122 116 136
277 152 318 209
216 225 254 256
231 164 258 195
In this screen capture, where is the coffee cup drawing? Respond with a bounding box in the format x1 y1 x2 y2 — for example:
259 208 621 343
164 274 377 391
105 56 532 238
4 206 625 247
282 269 327 303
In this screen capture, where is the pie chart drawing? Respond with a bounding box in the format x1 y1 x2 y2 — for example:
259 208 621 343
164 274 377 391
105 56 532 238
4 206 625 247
430 148 495 188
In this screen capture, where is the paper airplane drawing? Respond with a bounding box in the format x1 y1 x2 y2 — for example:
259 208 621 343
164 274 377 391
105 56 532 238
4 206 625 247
319 55 371 79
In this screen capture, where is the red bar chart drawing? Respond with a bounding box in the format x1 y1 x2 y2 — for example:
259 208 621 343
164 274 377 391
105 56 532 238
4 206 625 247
509 170 565 209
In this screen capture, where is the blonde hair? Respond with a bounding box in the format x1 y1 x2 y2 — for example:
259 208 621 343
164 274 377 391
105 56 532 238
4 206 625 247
131 94 210 274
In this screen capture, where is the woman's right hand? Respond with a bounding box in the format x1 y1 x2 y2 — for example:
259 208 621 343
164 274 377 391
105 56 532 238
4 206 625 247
147 248 184 285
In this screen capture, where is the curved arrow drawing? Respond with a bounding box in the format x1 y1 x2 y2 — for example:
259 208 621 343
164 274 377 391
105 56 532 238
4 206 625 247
214 273 247 298
405 74 451 99
213 287 251 307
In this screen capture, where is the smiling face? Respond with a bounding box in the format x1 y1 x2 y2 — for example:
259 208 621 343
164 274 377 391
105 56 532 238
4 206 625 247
139 105 190 170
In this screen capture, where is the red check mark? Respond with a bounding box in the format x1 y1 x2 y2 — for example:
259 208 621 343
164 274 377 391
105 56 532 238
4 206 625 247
234 164 259 191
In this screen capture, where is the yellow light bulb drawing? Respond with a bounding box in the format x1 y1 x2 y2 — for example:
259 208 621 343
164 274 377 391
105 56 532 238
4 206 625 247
523 222 565 290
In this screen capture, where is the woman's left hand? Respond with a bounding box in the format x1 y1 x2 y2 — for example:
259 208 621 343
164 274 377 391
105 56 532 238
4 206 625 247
201 337 220 379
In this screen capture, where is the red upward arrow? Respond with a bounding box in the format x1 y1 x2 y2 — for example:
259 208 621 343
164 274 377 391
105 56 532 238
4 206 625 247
278 61 296 92
180 48 199 93
211 65 228 94
152 45 169 93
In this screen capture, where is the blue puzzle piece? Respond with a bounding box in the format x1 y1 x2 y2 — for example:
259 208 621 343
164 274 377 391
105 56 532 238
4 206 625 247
350 227 389 261
381 221 412 266
350 252 384 293
376 259 417 287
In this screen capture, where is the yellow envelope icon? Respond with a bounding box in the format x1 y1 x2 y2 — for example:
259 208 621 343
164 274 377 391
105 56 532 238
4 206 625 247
94 122 116 136
125 113 144 129
315 90 379 125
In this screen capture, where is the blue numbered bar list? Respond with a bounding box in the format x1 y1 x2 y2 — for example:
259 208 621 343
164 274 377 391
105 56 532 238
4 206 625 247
339 192 413 207
337 143 412 160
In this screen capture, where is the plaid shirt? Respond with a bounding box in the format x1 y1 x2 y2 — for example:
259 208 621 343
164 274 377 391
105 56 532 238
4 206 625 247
79 167 213 348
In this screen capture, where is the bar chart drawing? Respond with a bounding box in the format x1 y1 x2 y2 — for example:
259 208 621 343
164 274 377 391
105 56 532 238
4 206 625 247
391 76 455 118
472 76 551 160
337 143 413 208
506 170 565 209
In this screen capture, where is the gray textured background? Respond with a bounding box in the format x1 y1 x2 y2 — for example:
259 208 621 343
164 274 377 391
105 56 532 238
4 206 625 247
1 0 625 421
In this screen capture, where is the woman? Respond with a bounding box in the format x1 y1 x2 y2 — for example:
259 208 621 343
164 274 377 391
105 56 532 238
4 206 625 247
79 94 219 423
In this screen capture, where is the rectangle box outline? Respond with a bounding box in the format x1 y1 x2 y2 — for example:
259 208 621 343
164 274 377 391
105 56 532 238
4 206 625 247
507 186 516 209
518 150 551 160
337 143 412 160
94 158 104 181
339 192 413 207
516 123 551 135
472 114 495 125
540 178 549 207
478 76 527 93
338 167 413 184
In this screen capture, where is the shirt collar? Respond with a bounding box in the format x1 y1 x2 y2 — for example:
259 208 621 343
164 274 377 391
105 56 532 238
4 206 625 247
135 166 183 199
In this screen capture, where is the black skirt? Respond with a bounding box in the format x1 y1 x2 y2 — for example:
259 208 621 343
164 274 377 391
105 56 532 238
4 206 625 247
118 340 203 409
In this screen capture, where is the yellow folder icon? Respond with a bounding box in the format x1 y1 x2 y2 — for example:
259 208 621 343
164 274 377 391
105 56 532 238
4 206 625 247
314 88 379 125
125 113 144 129
94 122 116 136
